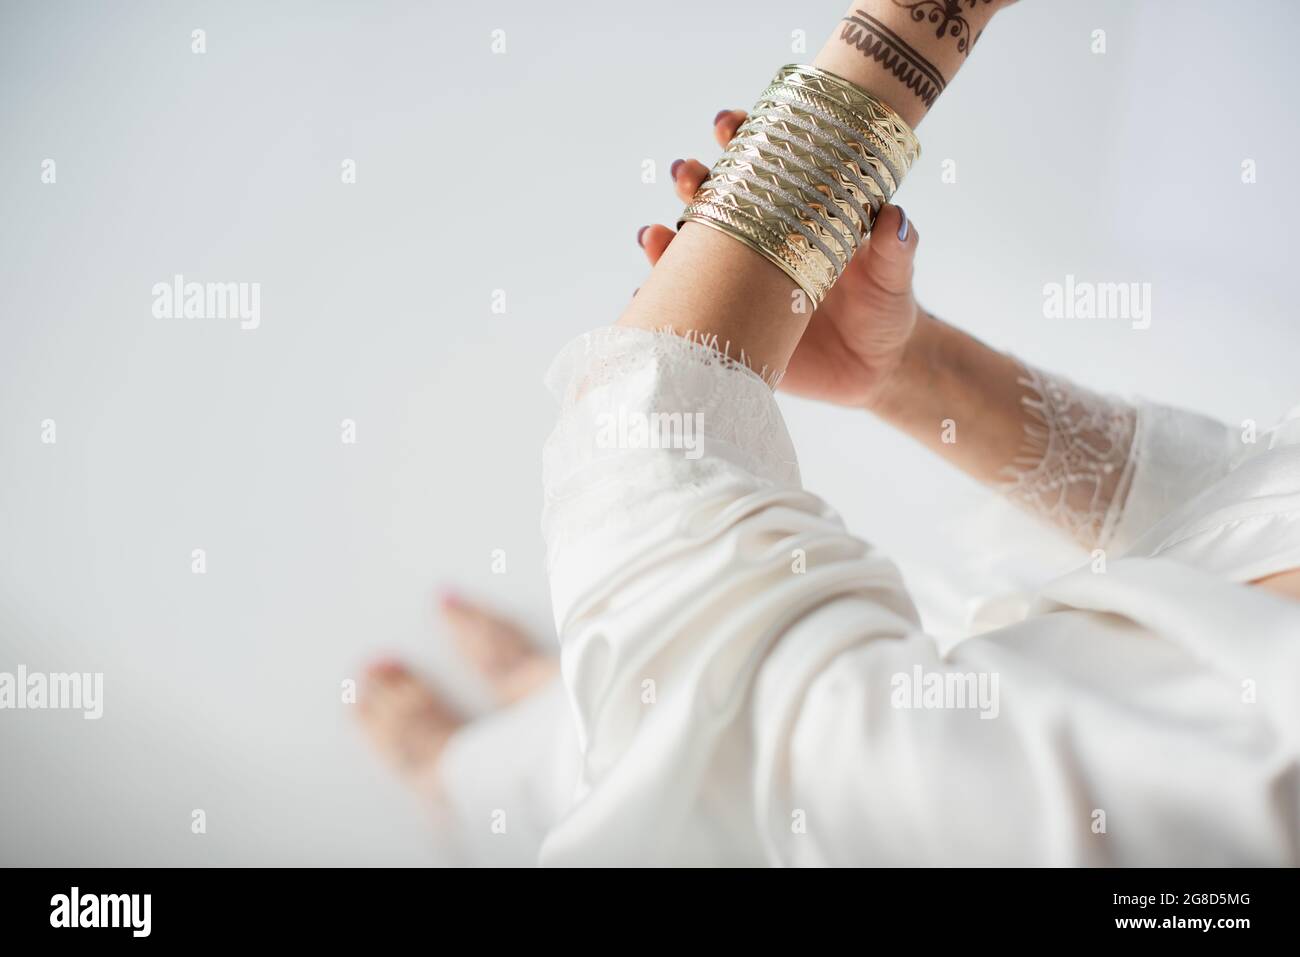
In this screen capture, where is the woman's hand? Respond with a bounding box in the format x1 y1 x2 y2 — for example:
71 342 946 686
639 110 922 408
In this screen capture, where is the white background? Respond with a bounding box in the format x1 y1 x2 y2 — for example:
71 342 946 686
1 0 1296 864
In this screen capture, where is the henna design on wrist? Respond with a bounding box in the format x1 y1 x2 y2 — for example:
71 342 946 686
891 0 996 56
839 10 948 108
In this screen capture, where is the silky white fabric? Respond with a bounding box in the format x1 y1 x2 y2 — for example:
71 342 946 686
434 679 580 866
444 327 1300 865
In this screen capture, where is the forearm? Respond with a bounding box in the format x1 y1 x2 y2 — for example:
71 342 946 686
616 0 1004 376
869 310 1027 486
872 311 1154 549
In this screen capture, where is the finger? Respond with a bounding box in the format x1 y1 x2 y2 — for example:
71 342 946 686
860 204 919 297
671 158 710 203
638 223 675 265
713 109 748 148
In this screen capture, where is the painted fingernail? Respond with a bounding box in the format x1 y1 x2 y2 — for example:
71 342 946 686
637 225 649 247
713 109 731 126
896 206 909 242
670 159 684 180
439 588 462 609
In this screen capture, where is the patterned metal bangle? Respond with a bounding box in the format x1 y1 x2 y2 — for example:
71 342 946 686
727 123 878 239
773 64 920 169
678 63 919 306
680 197 834 301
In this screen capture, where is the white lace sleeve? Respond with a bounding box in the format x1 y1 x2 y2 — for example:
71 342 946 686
998 364 1238 552
998 366 1139 548
542 326 799 607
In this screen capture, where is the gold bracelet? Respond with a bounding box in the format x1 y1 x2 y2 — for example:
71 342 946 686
773 65 920 169
703 159 856 267
746 100 895 206
728 123 878 238
676 201 826 302
732 116 888 231
678 64 919 306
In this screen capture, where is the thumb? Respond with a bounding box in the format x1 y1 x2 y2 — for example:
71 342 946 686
860 204 918 297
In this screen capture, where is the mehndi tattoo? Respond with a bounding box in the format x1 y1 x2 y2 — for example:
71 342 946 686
891 0 995 56
839 10 948 107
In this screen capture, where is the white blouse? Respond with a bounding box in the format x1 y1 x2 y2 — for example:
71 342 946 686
442 327 1300 866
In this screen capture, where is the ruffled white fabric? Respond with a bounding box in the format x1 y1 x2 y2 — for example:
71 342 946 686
527 326 1300 866
1128 415 1300 582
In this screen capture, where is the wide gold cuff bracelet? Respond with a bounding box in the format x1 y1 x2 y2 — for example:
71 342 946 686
679 64 919 306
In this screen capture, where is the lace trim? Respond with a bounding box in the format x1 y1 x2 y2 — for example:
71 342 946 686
542 326 801 565
543 326 797 483
999 364 1139 549
545 325 784 403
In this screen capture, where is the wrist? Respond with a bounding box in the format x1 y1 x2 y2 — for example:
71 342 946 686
816 0 1004 128
862 307 945 419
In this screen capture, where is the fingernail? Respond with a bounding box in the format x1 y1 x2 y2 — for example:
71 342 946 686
637 225 649 247
670 159 684 180
896 206 909 243
439 589 462 609
713 109 731 126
